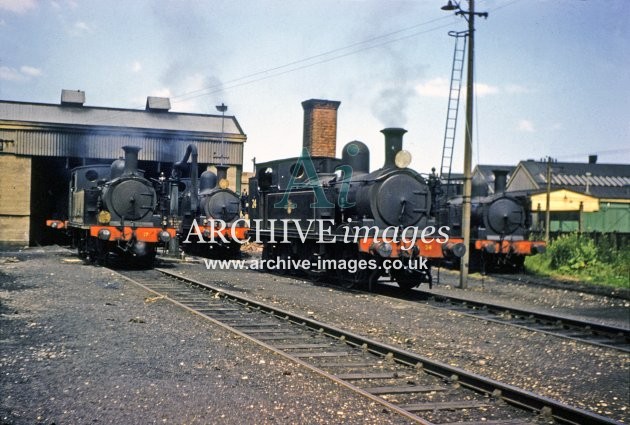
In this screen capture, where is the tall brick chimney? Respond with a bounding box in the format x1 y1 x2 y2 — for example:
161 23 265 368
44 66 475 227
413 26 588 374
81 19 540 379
302 99 341 157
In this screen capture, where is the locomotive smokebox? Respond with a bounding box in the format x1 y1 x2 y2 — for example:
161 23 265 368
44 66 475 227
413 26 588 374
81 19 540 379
493 169 508 194
122 146 141 176
381 128 407 168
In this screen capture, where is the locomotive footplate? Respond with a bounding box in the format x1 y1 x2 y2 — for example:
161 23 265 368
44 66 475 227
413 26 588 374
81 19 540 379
89 226 176 243
357 237 466 259
475 239 546 255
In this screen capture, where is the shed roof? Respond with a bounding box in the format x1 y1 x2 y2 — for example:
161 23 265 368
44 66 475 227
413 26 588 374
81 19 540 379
0 100 245 137
507 160 630 200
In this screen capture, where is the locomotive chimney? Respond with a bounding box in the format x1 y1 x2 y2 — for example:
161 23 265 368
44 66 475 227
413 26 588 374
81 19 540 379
588 154 598 164
381 127 407 168
302 99 341 157
493 169 508 194
122 146 141 176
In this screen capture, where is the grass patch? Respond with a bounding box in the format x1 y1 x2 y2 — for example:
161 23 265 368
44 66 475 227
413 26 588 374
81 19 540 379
524 233 630 288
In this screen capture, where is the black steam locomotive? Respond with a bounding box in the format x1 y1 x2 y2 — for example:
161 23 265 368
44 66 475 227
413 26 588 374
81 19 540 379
170 145 246 258
248 128 465 290
47 146 175 265
437 170 546 271
48 144 247 265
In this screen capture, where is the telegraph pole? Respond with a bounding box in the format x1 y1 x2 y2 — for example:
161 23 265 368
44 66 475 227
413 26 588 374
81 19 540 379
545 157 552 242
441 0 488 289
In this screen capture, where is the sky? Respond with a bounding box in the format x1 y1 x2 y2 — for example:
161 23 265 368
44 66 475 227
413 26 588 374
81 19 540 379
1 0 629 174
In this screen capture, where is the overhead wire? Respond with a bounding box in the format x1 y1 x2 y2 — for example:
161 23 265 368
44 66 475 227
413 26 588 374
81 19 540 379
172 0 528 103
86 15 458 124
89 0 526 124
165 0 527 104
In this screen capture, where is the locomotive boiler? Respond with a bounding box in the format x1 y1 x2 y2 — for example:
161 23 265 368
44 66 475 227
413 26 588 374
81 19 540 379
248 128 465 290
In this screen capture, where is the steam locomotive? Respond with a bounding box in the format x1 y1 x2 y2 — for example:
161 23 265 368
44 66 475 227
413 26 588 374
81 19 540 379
437 170 546 271
47 146 175 266
170 145 246 258
248 128 466 290
48 144 247 264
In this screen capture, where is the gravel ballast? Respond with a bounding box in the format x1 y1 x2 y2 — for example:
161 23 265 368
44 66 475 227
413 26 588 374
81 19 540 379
429 269 629 328
0 247 412 424
175 253 629 423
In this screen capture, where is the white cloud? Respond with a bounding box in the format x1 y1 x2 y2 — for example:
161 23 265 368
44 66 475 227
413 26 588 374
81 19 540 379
130 88 173 109
518 119 535 133
415 78 449 97
0 66 24 81
131 61 142 73
74 21 90 31
415 78 499 98
474 83 499 97
68 21 92 36
20 65 42 77
129 74 213 112
151 88 173 98
0 65 43 82
0 0 36 13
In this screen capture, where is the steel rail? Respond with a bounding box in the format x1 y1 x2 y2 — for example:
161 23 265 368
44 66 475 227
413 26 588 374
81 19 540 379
149 267 618 425
407 287 630 352
113 268 430 424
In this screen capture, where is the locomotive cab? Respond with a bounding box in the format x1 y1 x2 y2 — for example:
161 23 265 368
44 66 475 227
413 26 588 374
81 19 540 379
68 164 111 225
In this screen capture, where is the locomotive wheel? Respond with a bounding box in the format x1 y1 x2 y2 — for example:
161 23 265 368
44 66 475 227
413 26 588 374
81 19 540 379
225 243 242 259
365 268 382 292
304 254 326 284
335 252 381 291
336 267 367 290
276 249 291 276
135 252 156 269
335 250 362 289
94 239 109 267
511 255 525 272
261 243 292 275
261 243 274 272
392 271 418 291
391 267 430 291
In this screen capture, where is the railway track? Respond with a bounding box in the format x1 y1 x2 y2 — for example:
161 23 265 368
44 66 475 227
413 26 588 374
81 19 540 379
372 283 630 353
478 272 630 301
114 266 617 425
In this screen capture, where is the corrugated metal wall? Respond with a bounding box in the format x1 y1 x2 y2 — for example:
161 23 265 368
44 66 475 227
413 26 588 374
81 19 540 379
1 129 243 165
584 203 630 233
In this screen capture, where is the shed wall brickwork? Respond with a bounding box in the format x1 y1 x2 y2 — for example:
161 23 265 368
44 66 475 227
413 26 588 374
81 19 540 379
0 154 31 245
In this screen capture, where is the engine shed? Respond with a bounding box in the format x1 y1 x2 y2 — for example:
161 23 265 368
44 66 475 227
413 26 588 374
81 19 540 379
0 90 247 247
